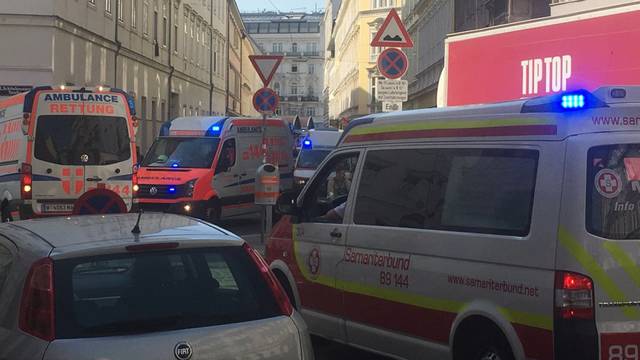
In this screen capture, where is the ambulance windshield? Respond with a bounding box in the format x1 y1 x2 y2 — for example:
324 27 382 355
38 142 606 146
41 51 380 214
34 115 131 166
296 149 331 169
587 143 640 239
142 137 220 169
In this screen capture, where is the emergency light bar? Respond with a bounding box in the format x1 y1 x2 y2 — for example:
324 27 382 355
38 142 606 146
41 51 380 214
521 90 608 113
302 139 312 149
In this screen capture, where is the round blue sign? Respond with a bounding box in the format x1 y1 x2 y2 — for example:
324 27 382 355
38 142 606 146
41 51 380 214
253 88 279 114
378 48 408 80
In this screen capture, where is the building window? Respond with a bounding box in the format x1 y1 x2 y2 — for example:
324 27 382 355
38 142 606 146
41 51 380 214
105 0 112 14
142 2 149 35
162 2 168 46
308 86 314 96
131 0 137 28
272 42 282 53
308 63 315 74
370 32 382 62
372 0 395 8
153 9 159 43
274 82 280 94
183 14 188 57
305 107 315 116
268 22 278 33
292 42 298 53
173 6 179 52
89 0 96 5
291 82 298 95
117 0 124 21
291 64 298 73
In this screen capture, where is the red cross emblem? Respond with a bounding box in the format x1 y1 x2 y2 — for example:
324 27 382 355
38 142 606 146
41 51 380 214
595 169 622 199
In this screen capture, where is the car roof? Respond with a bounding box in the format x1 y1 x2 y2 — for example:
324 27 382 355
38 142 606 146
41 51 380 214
5 213 241 251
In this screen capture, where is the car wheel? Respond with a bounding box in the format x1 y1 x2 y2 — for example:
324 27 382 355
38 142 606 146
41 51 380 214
205 200 221 224
453 319 514 360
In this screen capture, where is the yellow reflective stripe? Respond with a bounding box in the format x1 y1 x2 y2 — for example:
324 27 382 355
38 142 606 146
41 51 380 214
349 118 556 136
603 242 640 289
292 225 552 330
558 227 640 319
498 307 553 331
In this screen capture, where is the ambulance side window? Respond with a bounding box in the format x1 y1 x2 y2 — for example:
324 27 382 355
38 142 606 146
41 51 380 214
353 148 538 236
215 139 236 173
301 152 359 223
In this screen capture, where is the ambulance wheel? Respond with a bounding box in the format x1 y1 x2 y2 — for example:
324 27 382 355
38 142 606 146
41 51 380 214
205 200 221 224
453 317 514 360
1 200 12 222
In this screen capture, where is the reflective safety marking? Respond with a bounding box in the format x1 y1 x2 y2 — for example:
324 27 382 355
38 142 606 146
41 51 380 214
348 118 556 136
559 227 640 319
603 242 640 290
292 224 553 330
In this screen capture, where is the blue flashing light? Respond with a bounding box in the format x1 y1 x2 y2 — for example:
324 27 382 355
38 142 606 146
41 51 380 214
171 163 179 168
561 94 586 109
168 186 176 193
212 125 221 132
302 139 312 149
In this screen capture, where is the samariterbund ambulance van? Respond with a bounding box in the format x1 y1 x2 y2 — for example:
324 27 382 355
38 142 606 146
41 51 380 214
137 116 294 221
268 86 640 360
0 86 138 220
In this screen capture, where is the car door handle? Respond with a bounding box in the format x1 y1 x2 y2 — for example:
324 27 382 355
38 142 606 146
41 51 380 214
330 229 342 239
240 172 247 177
86 176 103 182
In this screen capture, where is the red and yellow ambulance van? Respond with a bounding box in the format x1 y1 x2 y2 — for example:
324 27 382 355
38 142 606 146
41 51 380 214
137 116 294 222
268 86 640 360
0 86 138 220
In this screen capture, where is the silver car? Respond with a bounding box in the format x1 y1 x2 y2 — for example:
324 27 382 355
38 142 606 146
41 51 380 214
0 213 314 360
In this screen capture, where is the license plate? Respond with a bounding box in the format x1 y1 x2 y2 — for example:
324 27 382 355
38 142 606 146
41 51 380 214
602 333 640 360
42 203 75 213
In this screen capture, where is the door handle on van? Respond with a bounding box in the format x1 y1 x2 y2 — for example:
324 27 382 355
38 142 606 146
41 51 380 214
330 229 342 239
86 176 103 182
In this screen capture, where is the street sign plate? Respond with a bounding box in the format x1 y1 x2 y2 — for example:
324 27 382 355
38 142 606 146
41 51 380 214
371 8 414 48
253 87 279 114
378 48 408 79
249 55 283 87
382 101 403 112
377 79 408 102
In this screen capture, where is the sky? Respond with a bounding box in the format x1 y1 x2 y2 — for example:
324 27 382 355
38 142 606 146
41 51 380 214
236 0 324 13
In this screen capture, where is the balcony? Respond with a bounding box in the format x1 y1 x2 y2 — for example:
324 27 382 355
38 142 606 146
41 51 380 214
280 96 320 102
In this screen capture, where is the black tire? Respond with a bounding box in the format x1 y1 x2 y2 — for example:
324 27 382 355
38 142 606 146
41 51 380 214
274 271 296 309
1 200 12 222
453 322 514 360
204 199 222 224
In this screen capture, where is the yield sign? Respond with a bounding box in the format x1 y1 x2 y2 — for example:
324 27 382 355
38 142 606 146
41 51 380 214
249 55 283 87
370 8 413 48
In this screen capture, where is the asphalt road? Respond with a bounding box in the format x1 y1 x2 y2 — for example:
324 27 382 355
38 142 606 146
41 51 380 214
219 214 393 360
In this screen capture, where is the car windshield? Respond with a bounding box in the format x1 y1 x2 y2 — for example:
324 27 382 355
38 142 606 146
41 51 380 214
142 137 220 168
54 247 282 338
296 149 331 169
587 143 640 239
34 115 131 166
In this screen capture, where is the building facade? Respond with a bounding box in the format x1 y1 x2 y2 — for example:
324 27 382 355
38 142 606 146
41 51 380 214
550 0 633 16
0 0 260 152
242 11 325 120
402 0 549 109
325 0 405 123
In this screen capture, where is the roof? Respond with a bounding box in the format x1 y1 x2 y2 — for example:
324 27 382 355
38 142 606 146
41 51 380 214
241 11 324 23
7 213 240 250
338 86 640 146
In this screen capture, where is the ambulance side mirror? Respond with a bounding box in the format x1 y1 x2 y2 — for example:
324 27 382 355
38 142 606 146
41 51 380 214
275 190 300 217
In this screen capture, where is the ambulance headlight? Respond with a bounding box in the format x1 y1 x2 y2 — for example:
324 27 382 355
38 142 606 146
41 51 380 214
185 179 197 197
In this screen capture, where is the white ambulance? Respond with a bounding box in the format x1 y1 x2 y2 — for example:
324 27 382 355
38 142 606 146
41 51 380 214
0 86 138 220
268 86 640 360
294 129 342 189
137 116 294 221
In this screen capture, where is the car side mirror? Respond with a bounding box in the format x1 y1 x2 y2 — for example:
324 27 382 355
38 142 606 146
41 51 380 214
276 190 300 217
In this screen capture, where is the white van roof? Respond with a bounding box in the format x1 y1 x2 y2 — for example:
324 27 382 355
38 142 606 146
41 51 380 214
338 86 640 147
304 129 342 149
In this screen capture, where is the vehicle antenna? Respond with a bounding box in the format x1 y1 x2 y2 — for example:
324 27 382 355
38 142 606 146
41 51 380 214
131 210 143 234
